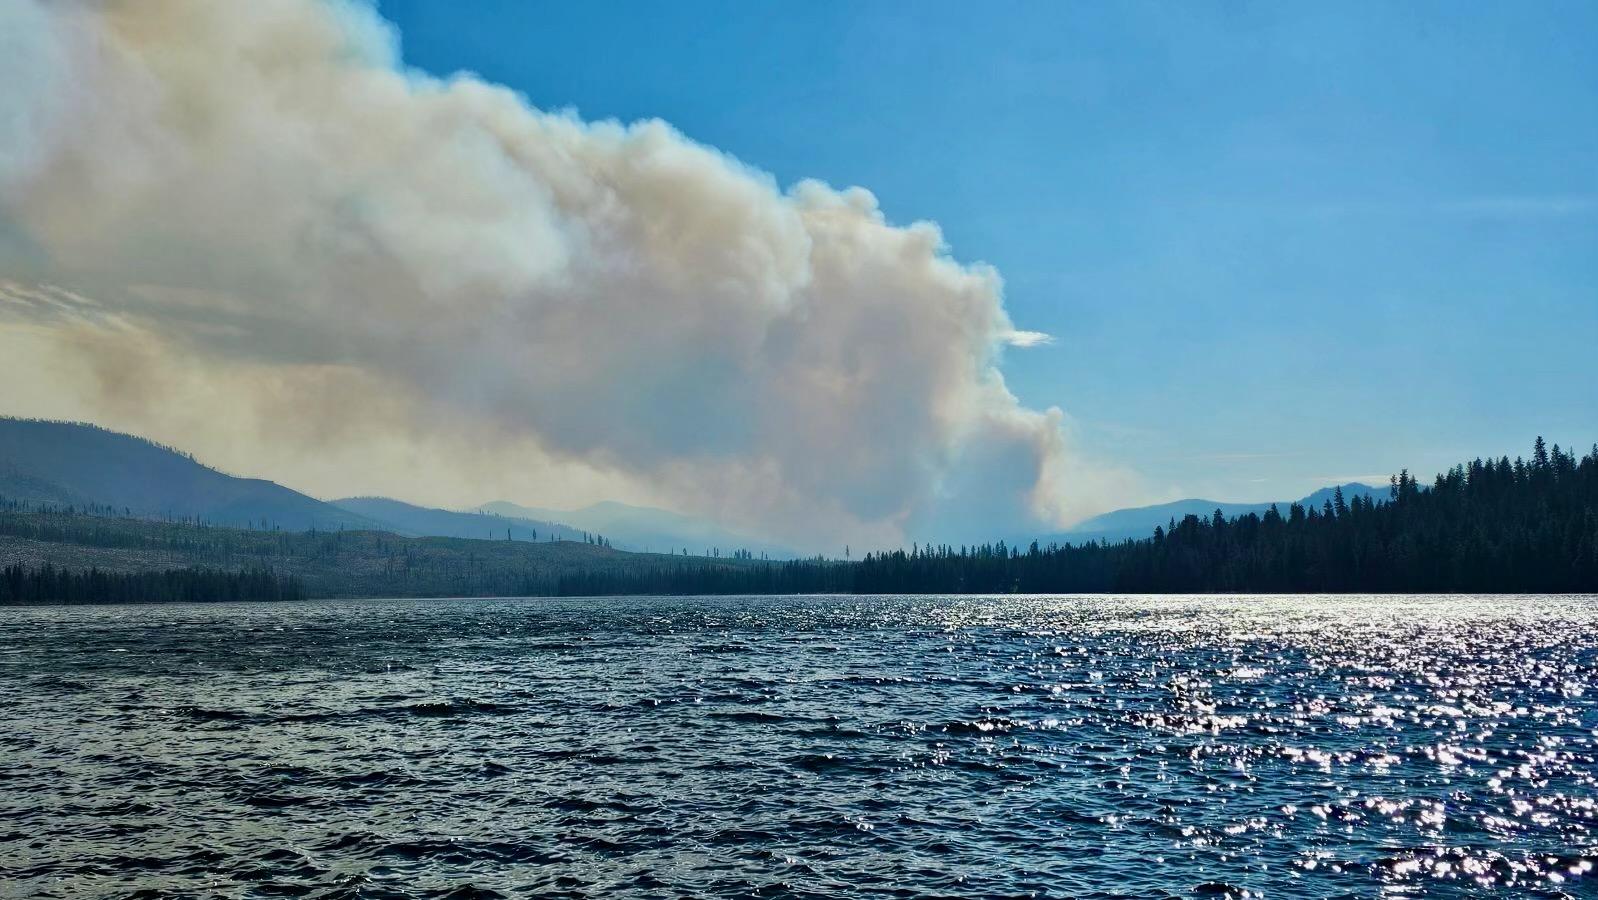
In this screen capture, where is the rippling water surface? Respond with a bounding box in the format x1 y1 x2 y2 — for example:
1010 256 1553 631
3 595 1597 898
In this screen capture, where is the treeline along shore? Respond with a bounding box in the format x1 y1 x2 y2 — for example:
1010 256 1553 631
1 564 302 605
858 438 1598 594
2 438 1595 603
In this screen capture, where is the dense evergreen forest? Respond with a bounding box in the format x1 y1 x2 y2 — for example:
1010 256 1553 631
1 438 1593 600
854 438 1598 594
0 564 302 605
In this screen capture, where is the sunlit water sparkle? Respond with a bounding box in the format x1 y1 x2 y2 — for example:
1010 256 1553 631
2 594 1596 898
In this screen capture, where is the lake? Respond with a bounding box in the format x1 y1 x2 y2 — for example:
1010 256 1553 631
2 594 1595 898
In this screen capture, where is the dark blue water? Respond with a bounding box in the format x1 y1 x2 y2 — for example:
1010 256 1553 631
2 595 1596 899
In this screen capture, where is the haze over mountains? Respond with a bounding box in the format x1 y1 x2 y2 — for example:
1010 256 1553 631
0 419 789 556
1 417 1384 555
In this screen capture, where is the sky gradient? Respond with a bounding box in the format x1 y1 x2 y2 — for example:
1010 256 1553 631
381 0 1598 502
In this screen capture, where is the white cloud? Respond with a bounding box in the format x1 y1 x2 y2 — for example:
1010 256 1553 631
1003 329 1055 347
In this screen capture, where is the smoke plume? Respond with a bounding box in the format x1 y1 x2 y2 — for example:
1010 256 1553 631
0 0 1111 549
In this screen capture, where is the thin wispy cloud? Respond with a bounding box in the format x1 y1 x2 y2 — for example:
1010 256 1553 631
1003 329 1055 348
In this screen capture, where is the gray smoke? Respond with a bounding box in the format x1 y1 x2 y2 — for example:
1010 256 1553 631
0 0 1131 549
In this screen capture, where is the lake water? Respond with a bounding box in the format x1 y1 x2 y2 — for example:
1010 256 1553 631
2 595 1596 898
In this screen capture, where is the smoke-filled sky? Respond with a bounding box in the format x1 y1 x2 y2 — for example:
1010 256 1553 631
386 0 1597 495
3 1 1595 552
0 0 1147 551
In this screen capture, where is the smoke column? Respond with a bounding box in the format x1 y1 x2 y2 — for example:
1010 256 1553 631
0 0 1123 549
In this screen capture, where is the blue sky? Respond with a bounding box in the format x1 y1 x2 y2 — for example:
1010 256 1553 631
380 0 1597 503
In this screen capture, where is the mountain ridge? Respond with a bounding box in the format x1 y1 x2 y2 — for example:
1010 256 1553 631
0 418 380 532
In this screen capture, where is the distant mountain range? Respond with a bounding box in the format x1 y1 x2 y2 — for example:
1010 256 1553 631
1046 483 1390 545
0 417 1388 556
